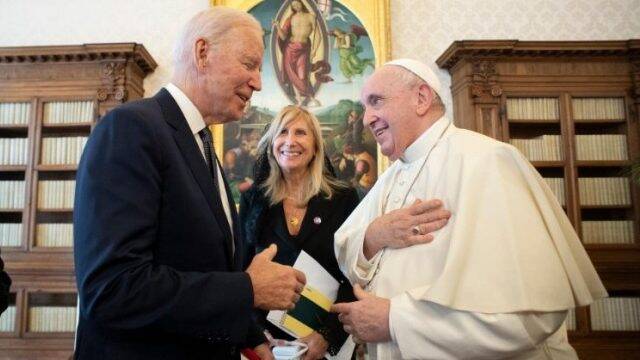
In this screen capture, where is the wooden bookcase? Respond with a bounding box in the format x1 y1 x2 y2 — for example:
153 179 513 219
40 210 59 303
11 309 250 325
0 43 156 359
437 40 640 359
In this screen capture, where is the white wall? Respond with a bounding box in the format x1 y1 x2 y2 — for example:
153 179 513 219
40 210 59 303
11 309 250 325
1 0 639 106
391 0 640 108
0 0 210 95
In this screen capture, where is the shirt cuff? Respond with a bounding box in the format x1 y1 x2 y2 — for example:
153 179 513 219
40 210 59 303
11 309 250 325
354 247 383 283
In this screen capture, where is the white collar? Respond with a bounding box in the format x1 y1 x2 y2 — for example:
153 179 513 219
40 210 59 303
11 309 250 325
400 116 451 163
165 83 207 135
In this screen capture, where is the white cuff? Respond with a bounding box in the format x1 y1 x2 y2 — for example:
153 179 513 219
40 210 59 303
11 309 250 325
354 246 383 283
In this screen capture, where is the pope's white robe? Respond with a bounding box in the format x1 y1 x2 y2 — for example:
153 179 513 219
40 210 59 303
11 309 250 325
335 118 607 359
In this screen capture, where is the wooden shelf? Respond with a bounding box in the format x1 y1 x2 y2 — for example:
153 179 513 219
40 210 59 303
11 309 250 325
31 246 73 253
36 208 72 213
41 122 91 133
576 160 630 167
0 165 27 172
574 119 627 124
0 208 24 213
580 204 633 210
507 119 560 124
35 165 77 172
531 161 565 168
0 124 29 129
42 122 91 128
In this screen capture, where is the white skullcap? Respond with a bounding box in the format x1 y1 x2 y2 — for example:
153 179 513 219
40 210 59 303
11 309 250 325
385 58 442 97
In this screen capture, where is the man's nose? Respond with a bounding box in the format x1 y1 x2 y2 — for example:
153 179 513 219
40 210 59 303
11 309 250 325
362 108 375 127
249 69 262 91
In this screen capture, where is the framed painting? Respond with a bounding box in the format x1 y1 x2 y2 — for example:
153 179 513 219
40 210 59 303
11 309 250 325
210 0 391 203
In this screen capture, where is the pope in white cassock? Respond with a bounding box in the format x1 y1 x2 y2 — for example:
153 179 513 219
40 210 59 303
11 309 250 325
331 59 608 359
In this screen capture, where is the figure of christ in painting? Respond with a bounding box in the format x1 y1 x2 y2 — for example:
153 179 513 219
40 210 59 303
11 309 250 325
274 0 322 106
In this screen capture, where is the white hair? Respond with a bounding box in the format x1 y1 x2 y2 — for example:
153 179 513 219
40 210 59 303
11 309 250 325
173 7 262 77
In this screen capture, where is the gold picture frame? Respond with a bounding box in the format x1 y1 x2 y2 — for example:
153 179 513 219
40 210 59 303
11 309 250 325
210 0 391 202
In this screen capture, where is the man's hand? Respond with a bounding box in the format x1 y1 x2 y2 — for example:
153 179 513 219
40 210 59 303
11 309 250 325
253 342 274 360
300 331 328 360
246 244 306 310
363 199 450 258
331 284 391 343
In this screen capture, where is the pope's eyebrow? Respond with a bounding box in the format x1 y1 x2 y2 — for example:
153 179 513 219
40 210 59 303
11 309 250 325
367 94 383 105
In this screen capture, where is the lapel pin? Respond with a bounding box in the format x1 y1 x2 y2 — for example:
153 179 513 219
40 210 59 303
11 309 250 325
313 216 321 225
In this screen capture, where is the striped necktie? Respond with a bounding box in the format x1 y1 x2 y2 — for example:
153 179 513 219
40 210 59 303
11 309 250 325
198 127 218 189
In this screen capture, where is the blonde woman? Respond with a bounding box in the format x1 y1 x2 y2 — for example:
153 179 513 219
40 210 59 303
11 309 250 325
240 105 359 359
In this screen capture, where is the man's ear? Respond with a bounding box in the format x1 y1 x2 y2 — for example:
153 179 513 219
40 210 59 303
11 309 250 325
416 83 435 116
194 38 209 70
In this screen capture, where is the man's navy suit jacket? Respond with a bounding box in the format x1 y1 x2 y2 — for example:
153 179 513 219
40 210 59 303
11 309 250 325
73 89 254 359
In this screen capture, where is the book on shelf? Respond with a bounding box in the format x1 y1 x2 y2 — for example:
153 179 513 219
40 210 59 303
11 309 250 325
28 306 77 332
36 223 73 247
37 180 75 209
0 223 22 247
510 135 563 161
578 177 631 206
590 297 640 331
581 221 634 244
506 98 559 121
0 138 28 165
40 136 87 165
575 135 628 161
543 177 566 206
43 101 94 125
0 180 25 209
572 98 625 121
0 102 30 126
0 305 16 332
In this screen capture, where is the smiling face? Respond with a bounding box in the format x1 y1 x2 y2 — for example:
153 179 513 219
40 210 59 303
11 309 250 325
360 66 419 160
272 116 317 176
198 26 263 124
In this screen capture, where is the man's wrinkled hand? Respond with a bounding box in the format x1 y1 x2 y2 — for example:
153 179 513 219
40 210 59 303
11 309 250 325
331 284 391 343
364 199 450 258
246 244 306 310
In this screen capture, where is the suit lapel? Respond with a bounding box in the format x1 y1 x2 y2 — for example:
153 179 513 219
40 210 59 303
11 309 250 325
155 89 234 265
217 158 241 269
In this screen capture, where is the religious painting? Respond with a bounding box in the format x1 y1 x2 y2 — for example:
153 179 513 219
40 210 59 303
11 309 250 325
211 0 391 203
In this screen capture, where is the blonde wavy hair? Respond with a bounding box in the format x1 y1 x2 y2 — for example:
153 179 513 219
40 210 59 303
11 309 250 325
258 105 345 206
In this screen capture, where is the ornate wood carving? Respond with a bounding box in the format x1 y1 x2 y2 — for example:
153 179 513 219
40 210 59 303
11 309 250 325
0 43 157 74
471 60 502 99
631 60 640 97
436 40 640 70
0 64 100 81
98 61 128 103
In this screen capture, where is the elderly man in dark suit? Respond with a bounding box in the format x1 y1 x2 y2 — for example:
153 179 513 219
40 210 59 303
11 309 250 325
73 7 305 359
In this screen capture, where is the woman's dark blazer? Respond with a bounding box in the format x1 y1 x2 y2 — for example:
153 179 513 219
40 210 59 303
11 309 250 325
240 184 360 353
